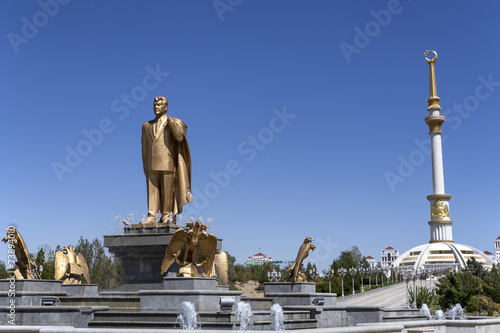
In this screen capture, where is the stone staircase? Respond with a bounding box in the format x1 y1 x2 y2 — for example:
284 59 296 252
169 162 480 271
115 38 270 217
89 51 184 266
383 308 427 322
88 308 317 330
59 293 140 311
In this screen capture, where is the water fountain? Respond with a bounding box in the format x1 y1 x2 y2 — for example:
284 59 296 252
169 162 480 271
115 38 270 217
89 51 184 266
176 301 201 330
233 301 254 331
270 303 285 331
446 303 467 320
420 303 432 320
434 309 445 320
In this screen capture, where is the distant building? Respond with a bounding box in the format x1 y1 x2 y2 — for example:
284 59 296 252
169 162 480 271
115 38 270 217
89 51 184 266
246 252 273 265
366 256 377 268
484 250 494 262
381 246 399 269
495 236 500 264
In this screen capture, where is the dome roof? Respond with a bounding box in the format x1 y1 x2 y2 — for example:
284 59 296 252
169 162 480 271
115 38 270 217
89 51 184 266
392 242 494 272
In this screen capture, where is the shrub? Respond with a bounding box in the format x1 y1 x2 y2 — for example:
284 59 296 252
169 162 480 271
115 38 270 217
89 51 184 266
468 295 500 316
408 286 435 309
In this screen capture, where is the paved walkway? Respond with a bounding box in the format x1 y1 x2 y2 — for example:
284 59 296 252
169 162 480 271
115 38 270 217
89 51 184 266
336 282 409 309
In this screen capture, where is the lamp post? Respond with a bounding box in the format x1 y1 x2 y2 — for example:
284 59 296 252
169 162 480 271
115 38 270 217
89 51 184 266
267 268 281 282
359 267 365 293
423 267 428 289
309 267 318 282
404 268 411 309
367 267 372 290
375 267 379 286
429 267 435 291
348 267 356 295
325 268 334 294
381 267 385 287
413 268 419 291
409 269 417 309
338 267 346 298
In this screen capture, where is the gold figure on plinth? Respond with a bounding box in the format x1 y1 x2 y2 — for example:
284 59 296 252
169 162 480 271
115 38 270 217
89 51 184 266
160 220 217 277
431 200 450 219
141 96 193 226
2 227 39 279
207 251 229 285
287 237 316 283
55 246 91 284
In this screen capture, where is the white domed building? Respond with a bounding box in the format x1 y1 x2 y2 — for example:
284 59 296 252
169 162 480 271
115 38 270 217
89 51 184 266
392 51 493 273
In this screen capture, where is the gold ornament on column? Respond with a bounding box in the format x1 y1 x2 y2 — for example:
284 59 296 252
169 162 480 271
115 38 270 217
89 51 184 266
431 200 450 219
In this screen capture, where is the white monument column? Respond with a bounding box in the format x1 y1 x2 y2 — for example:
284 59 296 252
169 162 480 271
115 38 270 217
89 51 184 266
424 51 453 243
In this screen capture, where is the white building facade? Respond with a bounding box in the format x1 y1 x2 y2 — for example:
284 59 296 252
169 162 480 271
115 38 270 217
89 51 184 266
245 252 273 265
366 256 377 268
380 247 399 269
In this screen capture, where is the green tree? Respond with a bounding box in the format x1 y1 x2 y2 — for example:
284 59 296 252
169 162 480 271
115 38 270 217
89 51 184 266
482 264 500 304
331 246 363 271
34 244 55 279
329 246 364 294
0 261 8 279
436 270 483 310
74 237 121 290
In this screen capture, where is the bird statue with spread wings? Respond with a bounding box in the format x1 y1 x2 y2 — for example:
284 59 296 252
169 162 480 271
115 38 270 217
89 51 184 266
2 227 39 279
55 246 91 284
161 220 217 277
287 236 316 283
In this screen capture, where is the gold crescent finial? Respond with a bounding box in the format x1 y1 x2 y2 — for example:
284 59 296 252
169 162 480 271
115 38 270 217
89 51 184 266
424 50 437 64
424 49 440 110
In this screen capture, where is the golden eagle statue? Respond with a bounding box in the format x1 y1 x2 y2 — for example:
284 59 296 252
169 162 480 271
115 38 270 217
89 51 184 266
287 236 316 283
2 227 39 279
55 246 91 284
161 220 217 277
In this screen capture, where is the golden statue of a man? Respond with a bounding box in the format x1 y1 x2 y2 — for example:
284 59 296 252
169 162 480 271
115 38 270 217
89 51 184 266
141 96 193 225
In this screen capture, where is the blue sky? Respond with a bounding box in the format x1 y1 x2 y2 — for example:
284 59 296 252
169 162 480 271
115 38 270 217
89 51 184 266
1 1 500 272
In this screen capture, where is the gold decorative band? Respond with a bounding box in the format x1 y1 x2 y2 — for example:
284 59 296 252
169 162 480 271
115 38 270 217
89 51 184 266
428 220 453 225
427 194 452 201
429 240 454 243
425 116 444 133
426 97 442 111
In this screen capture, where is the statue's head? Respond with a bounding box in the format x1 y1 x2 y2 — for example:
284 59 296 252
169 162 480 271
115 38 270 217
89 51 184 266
153 96 168 117
305 236 313 243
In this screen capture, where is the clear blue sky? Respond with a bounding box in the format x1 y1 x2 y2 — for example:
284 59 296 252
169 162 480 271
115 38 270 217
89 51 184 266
1 1 500 272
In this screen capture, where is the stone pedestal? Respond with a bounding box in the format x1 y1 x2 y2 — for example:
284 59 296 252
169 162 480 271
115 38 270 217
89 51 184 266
61 284 99 297
0 280 106 327
104 225 222 291
140 277 241 312
0 279 65 306
264 282 336 306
